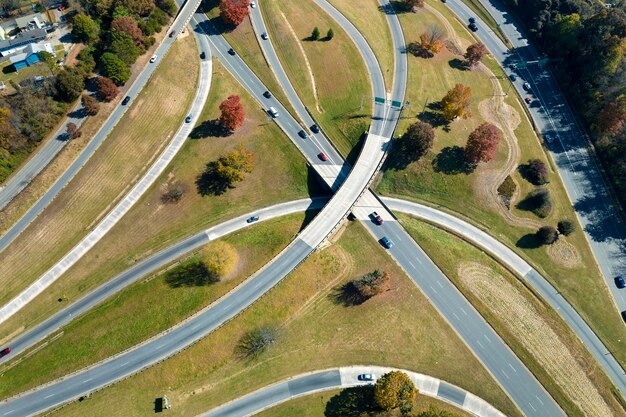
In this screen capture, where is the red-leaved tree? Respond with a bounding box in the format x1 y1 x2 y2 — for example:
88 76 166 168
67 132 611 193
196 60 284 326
111 16 144 45
596 102 626 135
464 122 501 164
96 76 119 101
219 0 250 27
219 95 245 131
464 42 488 68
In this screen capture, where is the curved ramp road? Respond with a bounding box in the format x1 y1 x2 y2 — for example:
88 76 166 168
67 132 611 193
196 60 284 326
0 0 207 254
445 0 626 320
0 198 328 364
0 25 213 326
203 366 507 417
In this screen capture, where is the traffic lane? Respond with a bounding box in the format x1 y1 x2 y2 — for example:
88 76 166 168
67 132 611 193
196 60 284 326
0 238 318 416
0 197 329 364
359 219 564 417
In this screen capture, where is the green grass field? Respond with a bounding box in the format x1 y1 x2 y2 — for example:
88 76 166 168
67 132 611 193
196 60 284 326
0 59 316 345
260 0 372 160
0 214 307 398
376 4 626 367
54 222 521 417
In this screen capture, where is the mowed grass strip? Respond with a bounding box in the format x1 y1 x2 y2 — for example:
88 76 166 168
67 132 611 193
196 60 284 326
377 6 626 365
255 389 474 417
0 61 315 343
202 0 296 117
261 0 371 159
54 223 521 417
0 214 306 398
400 215 625 417
327 0 395 89
0 35 200 308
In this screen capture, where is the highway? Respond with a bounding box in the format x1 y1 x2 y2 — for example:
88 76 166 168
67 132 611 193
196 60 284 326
203 366 507 417
445 0 626 316
0 0 206 254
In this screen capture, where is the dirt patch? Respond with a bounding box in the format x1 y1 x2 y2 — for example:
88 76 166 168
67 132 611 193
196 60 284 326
546 238 582 269
457 262 614 417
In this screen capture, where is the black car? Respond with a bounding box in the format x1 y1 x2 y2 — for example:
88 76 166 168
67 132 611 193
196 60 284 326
263 90 272 99
228 48 236 56
616 275 625 289
200 51 206 60
298 130 307 139
622 311 626 323
468 22 478 32
310 124 320 133
469 17 476 23
169 31 175 38
122 96 131 105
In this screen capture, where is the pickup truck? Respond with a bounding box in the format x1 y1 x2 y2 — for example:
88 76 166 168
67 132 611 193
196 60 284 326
371 211 383 225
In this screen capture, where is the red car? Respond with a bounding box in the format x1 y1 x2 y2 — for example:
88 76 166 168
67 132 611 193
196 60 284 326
371 211 383 225
0 347 10 358
318 152 328 161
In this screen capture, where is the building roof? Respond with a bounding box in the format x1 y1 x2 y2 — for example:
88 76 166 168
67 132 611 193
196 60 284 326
0 28 47 53
14 13 44 30
7 42 53 63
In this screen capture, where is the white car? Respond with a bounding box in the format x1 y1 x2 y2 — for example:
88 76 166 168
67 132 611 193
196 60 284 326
250 1 256 7
358 373 375 381
150 55 157 63
261 32 268 40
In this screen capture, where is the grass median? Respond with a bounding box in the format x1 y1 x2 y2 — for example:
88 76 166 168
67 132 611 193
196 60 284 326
55 222 521 417
260 0 372 160
400 215 625 417
0 60 317 344
376 4 626 366
0 213 307 399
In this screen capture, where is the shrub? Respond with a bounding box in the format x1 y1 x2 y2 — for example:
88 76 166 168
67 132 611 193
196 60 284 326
522 159 549 185
497 175 516 199
352 270 389 301
161 182 186 203
311 26 320 40
236 326 277 359
537 225 559 245
557 219 576 236
521 188 552 218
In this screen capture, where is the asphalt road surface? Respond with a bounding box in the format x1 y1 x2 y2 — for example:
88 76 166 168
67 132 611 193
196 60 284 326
0 0 202 254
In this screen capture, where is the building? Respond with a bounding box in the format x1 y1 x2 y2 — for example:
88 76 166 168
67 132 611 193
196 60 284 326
15 13 45 31
9 42 54 70
0 28 47 56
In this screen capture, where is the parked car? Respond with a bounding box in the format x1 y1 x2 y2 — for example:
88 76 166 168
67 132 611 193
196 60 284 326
0 347 10 358
358 373 375 381
371 211 383 225
310 124 320 133
318 152 328 161
268 107 279 117
261 32 268 40
523 82 531 91
227 48 236 56
122 96 131 105
150 54 157 63
263 90 272 99
525 97 532 104
247 216 259 223
615 275 625 289
185 114 192 123
380 236 393 249
298 130 308 139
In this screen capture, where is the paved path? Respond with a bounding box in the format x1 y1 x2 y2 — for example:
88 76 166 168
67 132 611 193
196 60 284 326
0 1 205 254
203 366 507 417
0 17 213 326
445 0 626 324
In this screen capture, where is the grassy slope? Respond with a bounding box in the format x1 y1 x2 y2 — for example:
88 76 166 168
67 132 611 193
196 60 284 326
260 0 372 159
255 389 474 417
55 223 521 417
0 214 306 398
376 2 626 365
0 60 315 342
400 215 625 417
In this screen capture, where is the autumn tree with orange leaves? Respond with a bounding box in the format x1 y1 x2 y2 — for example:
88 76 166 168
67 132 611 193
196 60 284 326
219 95 245 131
219 0 250 27
464 122 501 164
464 42 488 68
440 83 472 120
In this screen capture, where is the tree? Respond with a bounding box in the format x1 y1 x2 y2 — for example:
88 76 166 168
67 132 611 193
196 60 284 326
214 144 255 184
440 83 471 120
71 14 101 44
165 261 218 287
99 52 131 85
161 181 186 203
401 121 434 160
537 225 559 245
464 42 488 68
76 47 96 75
418 25 445 57
38 51 57 75
523 159 549 185
374 371 417 412
326 28 334 40
311 26 320 40
111 16 144 45
219 0 250 27
157 0 177 15
66 122 82 139
522 188 552 218
108 31 143 65
82 94 100 116
464 122 501 164
557 219 576 236
596 102 625 135
118 0 156 16
236 326 277 359
203 241 238 279
55 68 86 102
218 95 245 131
404 0 424 10
96 76 120 101
352 270 390 301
